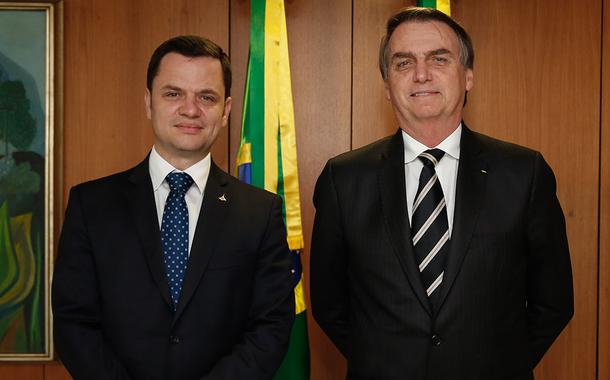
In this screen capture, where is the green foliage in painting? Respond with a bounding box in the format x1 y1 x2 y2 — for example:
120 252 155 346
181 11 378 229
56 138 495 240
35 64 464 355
0 80 36 151
0 162 39 196
0 74 44 354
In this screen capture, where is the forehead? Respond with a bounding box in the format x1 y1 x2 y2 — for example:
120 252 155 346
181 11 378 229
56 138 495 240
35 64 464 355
153 52 224 91
389 20 460 54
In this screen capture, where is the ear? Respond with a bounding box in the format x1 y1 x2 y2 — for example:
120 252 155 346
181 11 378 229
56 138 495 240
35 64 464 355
222 96 233 127
384 80 391 101
465 68 474 91
144 89 152 120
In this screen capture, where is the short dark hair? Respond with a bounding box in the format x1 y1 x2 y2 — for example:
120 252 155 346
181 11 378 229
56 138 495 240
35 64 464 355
146 35 232 97
379 7 474 80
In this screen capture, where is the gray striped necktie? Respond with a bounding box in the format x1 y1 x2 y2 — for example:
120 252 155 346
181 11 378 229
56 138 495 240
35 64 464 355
411 149 449 300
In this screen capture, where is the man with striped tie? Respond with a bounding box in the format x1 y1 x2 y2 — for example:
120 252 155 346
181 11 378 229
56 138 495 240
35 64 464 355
311 7 573 380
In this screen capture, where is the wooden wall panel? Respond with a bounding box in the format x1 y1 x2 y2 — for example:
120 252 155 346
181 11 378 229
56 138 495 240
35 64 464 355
284 2 353 378
228 0 250 171
43 362 70 380
0 364 42 380
230 1 353 379
457 0 600 379
599 0 610 378
352 0 414 149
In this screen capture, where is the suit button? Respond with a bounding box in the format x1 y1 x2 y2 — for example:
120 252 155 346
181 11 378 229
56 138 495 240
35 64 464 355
170 335 180 344
431 334 442 346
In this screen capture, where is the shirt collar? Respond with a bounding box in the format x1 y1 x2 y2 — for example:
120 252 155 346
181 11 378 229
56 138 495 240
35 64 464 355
402 123 462 164
148 146 211 194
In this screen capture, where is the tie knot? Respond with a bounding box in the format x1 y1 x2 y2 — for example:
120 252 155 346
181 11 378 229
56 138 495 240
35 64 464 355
166 172 194 194
418 149 445 167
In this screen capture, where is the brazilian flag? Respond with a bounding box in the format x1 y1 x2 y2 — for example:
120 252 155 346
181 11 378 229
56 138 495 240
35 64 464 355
236 0 309 379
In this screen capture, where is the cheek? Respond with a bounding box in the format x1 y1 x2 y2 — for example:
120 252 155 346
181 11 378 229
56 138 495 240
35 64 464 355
208 107 228 125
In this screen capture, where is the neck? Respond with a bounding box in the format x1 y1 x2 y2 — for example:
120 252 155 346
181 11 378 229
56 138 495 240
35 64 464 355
400 118 461 148
154 146 208 171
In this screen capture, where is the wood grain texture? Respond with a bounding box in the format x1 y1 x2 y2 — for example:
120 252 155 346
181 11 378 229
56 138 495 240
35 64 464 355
0 365 43 380
457 1 600 379
284 1 353 378
599 0 610 378
228 0 250 174
43 362 70 380
352 0 415 149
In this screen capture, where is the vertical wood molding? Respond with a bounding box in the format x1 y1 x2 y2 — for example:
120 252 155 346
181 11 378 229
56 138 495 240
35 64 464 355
599 0 609 378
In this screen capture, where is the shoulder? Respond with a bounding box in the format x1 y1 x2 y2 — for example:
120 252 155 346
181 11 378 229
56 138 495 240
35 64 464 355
211 167 282 217
222 171 279 201
319 132 401 185
467 128 539 161
463 127 547 179
328 134 397 169
313 132 401 200
69 163 141 198
464 127 555 186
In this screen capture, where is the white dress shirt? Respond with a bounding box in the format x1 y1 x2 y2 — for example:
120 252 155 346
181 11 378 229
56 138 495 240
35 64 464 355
149 146 211 254
403 125 461 236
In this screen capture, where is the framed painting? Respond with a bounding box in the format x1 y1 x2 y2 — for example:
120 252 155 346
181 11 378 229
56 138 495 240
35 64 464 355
0 0 62 361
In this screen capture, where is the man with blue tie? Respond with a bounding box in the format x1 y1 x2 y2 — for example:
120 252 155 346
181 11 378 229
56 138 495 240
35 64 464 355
310 7 573 379
52 35 295 380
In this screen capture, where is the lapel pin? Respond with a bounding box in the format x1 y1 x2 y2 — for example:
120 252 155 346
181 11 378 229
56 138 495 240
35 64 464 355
480 169 487 174
218 194 227 202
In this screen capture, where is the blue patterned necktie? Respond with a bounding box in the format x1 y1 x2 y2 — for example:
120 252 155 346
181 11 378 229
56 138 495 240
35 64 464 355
411 149 449 301
161 172 194 310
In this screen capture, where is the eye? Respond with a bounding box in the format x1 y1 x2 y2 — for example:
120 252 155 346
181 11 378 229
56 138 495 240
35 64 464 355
199 94 218 103
432 56 449 64
395 59 413 70
164 91 180 98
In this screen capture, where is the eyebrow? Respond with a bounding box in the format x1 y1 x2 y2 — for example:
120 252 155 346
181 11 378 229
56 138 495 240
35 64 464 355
391 48 452 61
159 85 182 92
159 84 220 97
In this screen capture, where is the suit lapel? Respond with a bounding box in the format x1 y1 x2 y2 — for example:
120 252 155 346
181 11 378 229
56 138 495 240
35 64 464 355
436 125 488 310
378 131 432 316
173 162 229 322
125 156 173 308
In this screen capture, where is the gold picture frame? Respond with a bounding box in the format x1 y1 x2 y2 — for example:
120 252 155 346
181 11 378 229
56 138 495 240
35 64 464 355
0 0 62 361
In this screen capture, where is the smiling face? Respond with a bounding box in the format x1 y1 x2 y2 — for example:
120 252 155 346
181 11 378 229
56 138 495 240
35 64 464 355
145 52 232 169
384 20 473 141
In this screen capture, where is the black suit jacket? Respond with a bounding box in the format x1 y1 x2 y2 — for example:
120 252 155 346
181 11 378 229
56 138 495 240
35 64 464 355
52 157 295 380
311 126 573 380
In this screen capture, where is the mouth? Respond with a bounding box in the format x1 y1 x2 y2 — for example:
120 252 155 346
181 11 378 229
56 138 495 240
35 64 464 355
410 91 440 97
175 123 203 134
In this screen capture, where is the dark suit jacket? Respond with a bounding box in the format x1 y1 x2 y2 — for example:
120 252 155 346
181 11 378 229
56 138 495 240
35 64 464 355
52 157 295 380
311 126 573 380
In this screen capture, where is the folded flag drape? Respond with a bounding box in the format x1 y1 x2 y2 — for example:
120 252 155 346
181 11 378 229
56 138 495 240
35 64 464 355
236 0 309 378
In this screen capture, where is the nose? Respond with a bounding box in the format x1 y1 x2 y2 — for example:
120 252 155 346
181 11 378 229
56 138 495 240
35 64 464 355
179 95 201 118
413 61 431 83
